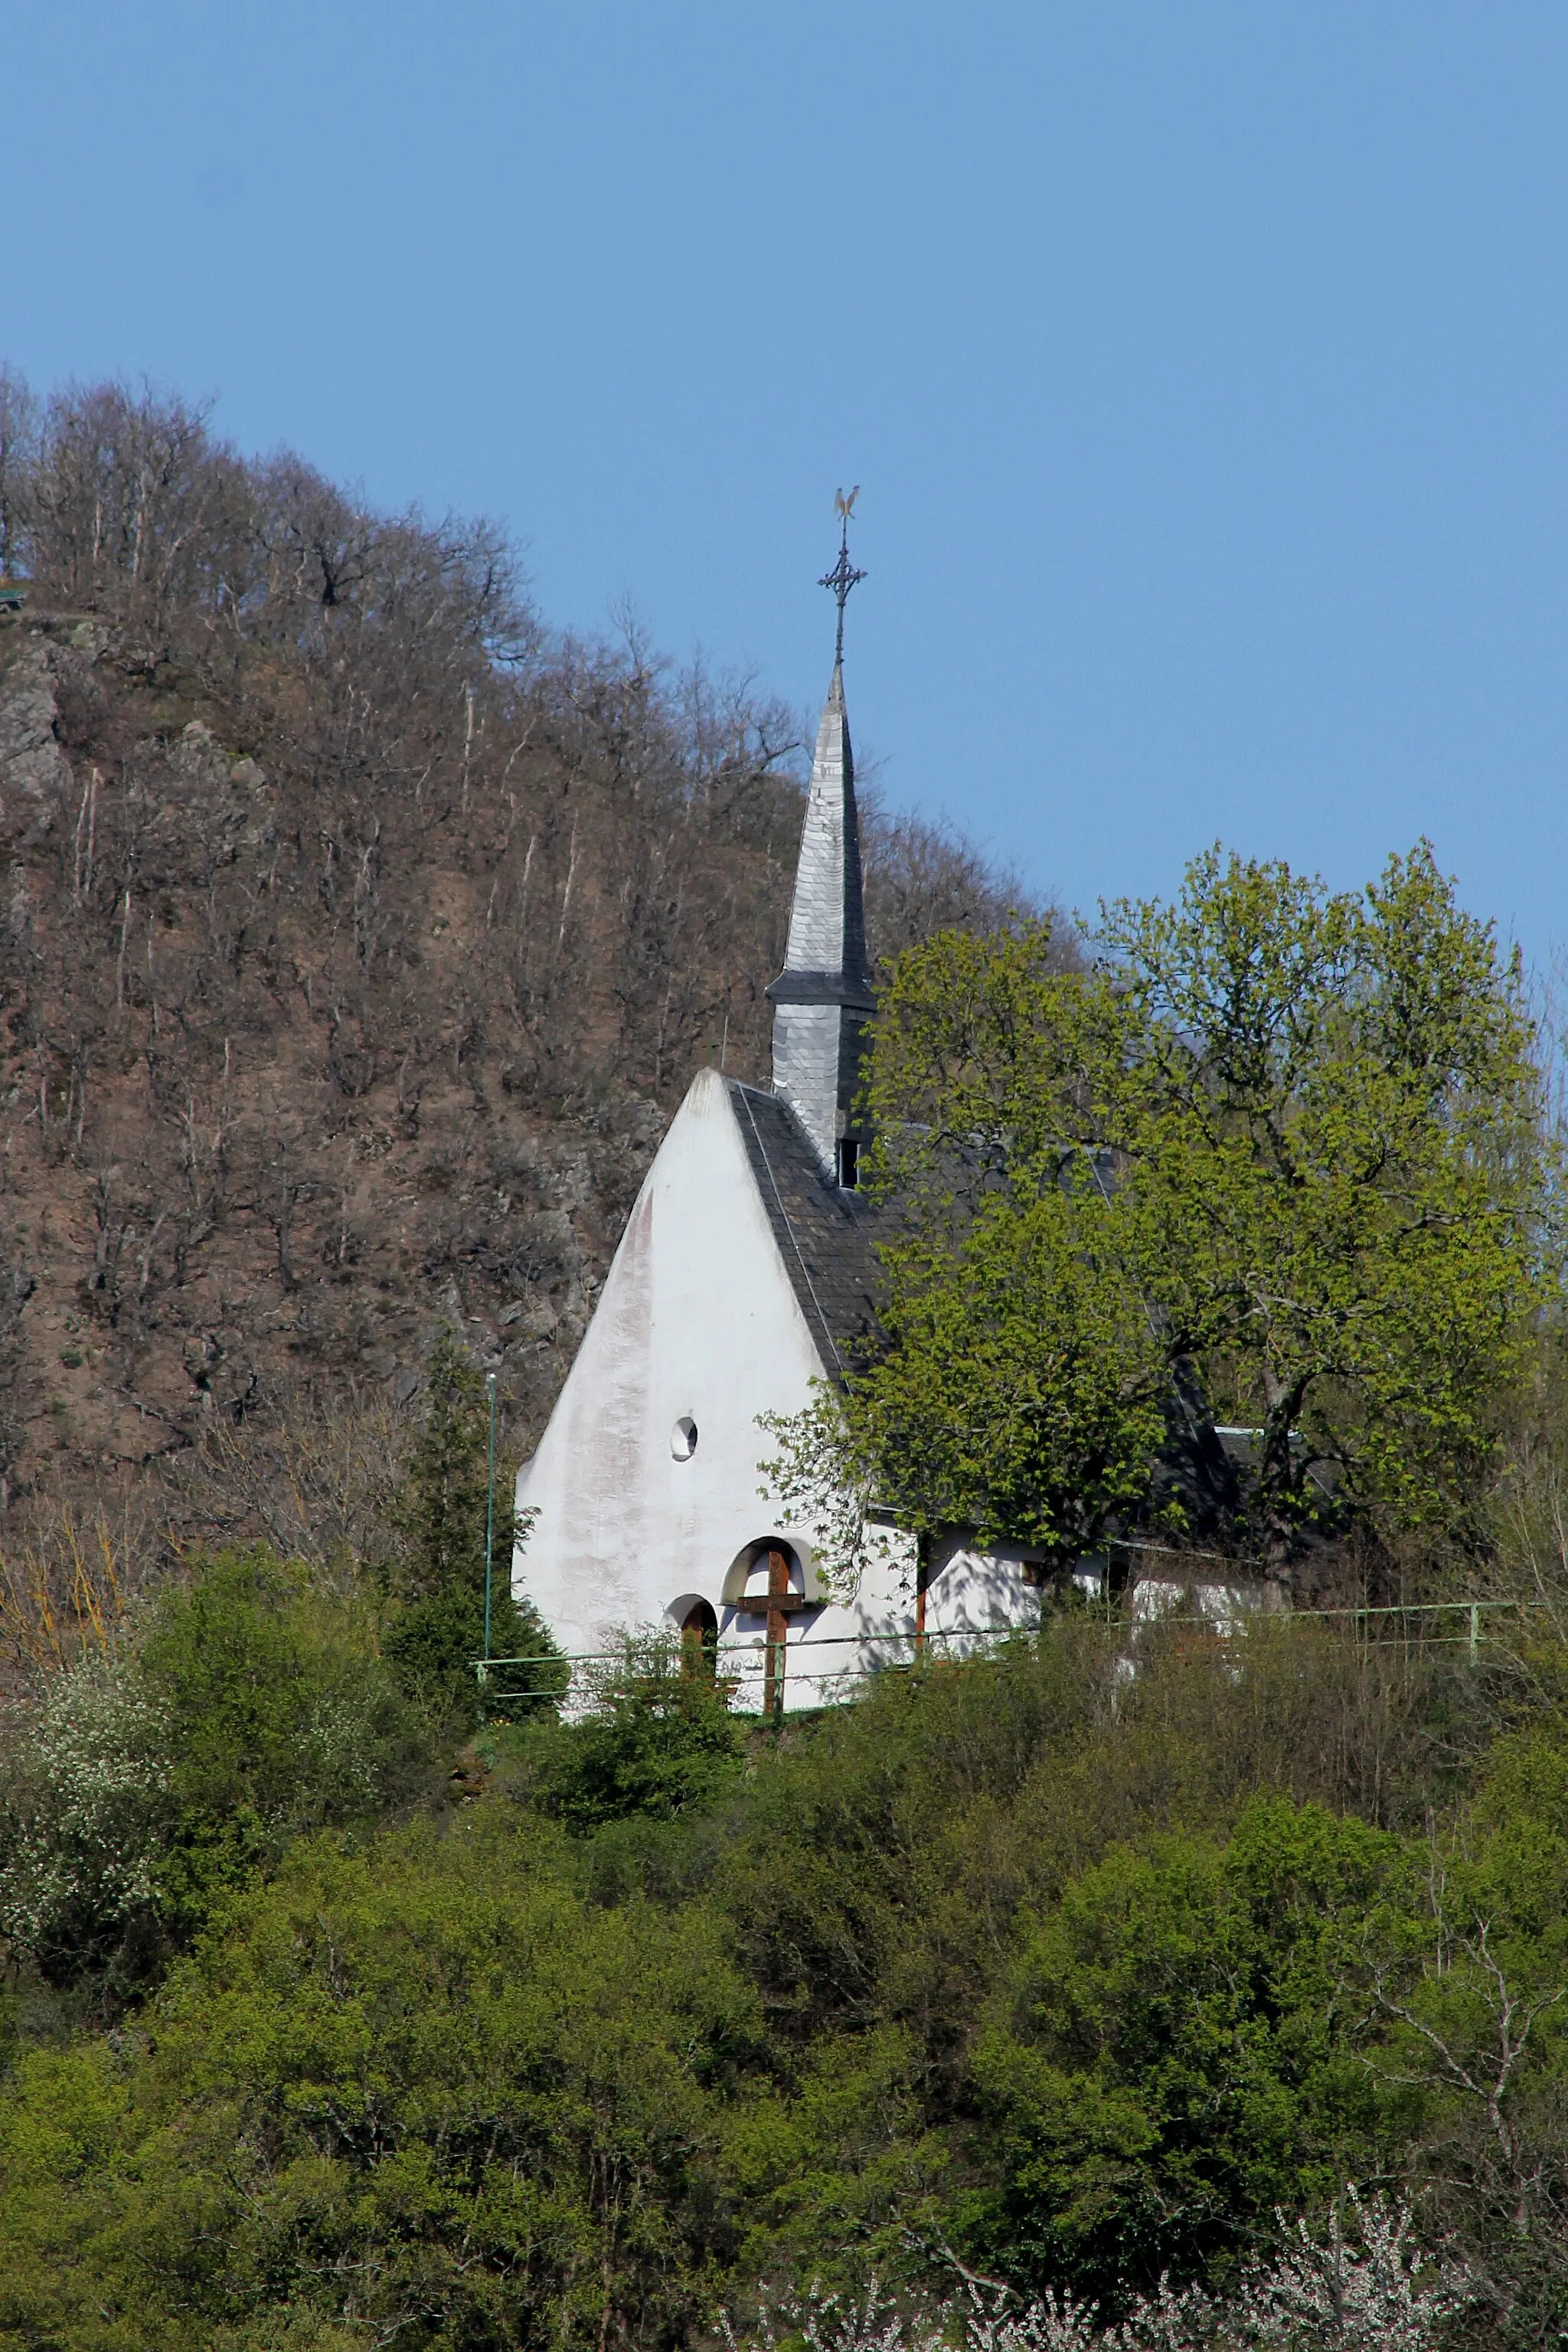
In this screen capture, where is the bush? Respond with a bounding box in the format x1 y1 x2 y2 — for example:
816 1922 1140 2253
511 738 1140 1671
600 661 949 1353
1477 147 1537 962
0 1648 172 1984
962 1798 1393 2299
529 1634 748 1831
3 1622 1566 2345
382 1575 563 1731
724 2195 1472 2352
0 1812 755 2352
0 1547 430 1991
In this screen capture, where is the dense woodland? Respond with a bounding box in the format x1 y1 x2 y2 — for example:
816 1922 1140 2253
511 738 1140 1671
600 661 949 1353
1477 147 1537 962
3 373 1568 2352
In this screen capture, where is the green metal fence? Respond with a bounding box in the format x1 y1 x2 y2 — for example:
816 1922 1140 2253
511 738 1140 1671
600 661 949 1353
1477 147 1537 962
472 1592 1544 1710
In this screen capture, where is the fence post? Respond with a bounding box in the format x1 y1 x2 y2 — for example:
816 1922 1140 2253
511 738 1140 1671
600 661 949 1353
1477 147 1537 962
1469 1601 1480 1664
914 1533 929 1666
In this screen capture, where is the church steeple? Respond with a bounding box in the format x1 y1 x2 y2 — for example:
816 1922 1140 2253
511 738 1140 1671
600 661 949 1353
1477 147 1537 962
768 495 875 1184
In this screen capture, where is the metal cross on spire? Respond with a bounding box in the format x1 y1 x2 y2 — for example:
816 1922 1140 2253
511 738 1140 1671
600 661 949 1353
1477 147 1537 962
818 485 867 666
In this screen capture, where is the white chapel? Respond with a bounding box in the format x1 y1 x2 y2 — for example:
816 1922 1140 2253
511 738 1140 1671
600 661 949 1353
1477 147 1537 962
513 544 1045 1710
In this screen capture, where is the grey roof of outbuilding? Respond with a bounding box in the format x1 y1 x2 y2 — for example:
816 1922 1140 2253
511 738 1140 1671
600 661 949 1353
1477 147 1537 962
725 1080 886 1375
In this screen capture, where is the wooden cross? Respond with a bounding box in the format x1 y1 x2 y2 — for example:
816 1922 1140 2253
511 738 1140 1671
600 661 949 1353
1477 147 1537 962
763 1546 791 1723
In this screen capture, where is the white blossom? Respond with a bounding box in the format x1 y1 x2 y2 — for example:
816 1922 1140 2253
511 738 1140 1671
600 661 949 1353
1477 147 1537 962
722 2193 1469 2352
0 1648 174 1956
1230 2191 1468 2352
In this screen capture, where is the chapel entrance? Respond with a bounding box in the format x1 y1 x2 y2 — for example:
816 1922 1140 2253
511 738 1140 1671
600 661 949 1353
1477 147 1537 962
676 1596 718 1678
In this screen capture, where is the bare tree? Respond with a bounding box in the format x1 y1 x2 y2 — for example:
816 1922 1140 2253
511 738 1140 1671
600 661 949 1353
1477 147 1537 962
0 364 1040 1518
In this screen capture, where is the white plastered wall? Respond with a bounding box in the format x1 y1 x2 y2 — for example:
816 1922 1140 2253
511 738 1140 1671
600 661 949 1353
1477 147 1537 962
514 1067 831 1678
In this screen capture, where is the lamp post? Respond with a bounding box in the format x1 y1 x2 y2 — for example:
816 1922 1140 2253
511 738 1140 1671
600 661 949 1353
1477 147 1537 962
483 1373 497 1671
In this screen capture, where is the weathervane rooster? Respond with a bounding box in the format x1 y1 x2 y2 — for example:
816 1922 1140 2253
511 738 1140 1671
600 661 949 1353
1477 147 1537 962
820 487 867 665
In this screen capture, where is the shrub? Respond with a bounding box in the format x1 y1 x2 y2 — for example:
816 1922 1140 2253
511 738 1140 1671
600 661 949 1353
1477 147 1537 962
0 1812 755 2351
724 2195 1471 2352
531 1633 748 1831
0 1648 172 1981
0 1547 430 1991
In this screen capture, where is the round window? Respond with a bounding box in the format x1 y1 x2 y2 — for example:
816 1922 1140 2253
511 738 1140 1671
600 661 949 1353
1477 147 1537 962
670 1415 698 1461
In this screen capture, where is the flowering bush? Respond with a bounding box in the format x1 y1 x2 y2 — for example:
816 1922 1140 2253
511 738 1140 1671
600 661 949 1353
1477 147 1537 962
0 1547 431 1989
1235 2194 1468 2352
0 1647 173 1971
724 2194 1471 2352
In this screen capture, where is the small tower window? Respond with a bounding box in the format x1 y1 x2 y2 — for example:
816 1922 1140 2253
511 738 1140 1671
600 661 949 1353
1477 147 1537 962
670 1415 698 1460
835 1138 860 1190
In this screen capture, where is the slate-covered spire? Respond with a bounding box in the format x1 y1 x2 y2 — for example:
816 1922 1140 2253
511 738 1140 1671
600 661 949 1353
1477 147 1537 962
769 501 876 1183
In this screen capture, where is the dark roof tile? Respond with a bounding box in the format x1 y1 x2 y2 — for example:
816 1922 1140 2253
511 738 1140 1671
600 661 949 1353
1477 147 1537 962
725 1081 885 1374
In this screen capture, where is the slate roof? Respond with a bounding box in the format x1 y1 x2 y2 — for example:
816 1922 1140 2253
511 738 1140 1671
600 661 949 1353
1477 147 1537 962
725 1080 886 1375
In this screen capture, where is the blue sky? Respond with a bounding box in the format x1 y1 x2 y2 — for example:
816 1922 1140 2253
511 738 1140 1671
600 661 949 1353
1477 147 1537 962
5 4 1567 968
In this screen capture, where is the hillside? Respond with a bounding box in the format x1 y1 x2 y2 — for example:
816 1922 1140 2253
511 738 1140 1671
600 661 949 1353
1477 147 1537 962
0 374 1044 1556
2 377 1567 2352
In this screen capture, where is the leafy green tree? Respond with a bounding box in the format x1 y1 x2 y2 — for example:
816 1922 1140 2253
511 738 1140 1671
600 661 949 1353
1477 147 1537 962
774 847 1556 1580
963 1797 1396 2303
384 1333 565 1724
0 1548 427 1991
1096 846 1554 1560
139 1547 430 1929
1349 1728 1568 2333
0 1813 756 2352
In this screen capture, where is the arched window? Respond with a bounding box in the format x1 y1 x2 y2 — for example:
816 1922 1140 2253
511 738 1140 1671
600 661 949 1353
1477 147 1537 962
721 1540 810 1609
720 1541 822 1723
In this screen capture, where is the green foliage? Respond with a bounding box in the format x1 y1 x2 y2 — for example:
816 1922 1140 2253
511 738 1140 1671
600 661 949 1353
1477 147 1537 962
965 1799 1395 2300
776 848 1556 1579
0 1547 427 1992
384 1333 565 1726
139 1547 430 1932
1096 847 1555 1553
9 1613 1568 2345
390 1333 510 1603
0 1813 756 2352
141 1549 420 1835
383 1576 558 1728
528 1634 748 1832
1349 1728 1568 2329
